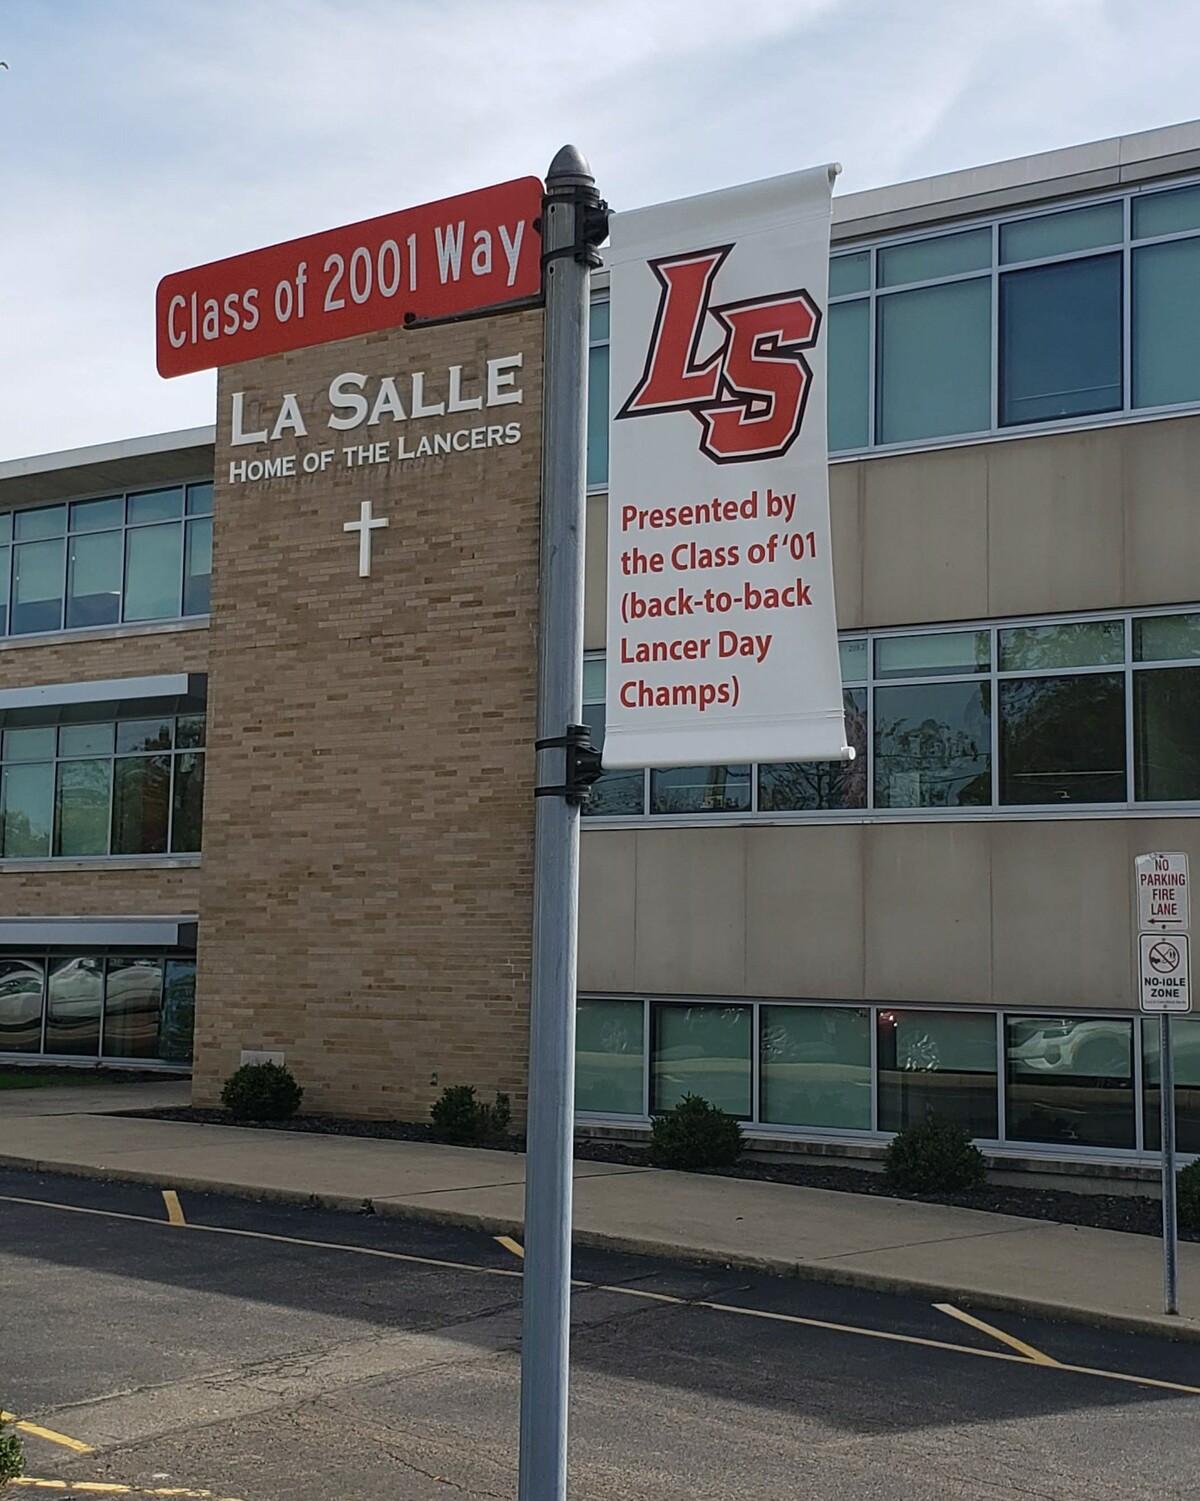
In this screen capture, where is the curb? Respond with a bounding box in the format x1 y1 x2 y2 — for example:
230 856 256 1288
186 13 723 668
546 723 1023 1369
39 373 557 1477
4 1152 1198 1346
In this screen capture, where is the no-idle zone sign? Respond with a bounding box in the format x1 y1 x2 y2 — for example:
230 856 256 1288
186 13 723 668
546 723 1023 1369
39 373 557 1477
1139 932 1191 1013
1136 852 1191 1013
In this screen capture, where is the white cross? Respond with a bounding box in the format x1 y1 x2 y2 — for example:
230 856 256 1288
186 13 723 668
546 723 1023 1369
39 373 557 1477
343 499 389 578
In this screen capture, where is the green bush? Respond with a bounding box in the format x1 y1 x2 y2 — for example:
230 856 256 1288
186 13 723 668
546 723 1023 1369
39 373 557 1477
220 1061 303 1122
885 1116 987 1195
0 1416 23 1485
430 1084 512 1145
1178 1159 1200 1232
649 1094 743 1171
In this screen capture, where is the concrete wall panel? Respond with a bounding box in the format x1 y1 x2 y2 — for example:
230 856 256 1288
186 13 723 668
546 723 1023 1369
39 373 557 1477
829 462 864 630
745 826 864 999
579 830 638 992
1123 417 1200 609
633 828 746 995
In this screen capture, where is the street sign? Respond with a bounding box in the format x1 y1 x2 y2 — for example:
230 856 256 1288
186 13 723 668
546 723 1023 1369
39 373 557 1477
1138 931 1191 1012
156 176 543 377
1136 851 1190 931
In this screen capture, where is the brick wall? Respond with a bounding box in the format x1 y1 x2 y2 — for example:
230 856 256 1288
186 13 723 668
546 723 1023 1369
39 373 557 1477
193 310 543 1117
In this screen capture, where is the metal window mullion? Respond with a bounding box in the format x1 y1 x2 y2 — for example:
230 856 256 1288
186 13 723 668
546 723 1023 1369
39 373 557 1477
751 999 762 1125
1123 195 1134 413
867 247 877 447
866 645 875 810
1125 615 1136 806
643 997 653 1115
1134 1011 1146 1154
97 956 108 1059
37 953 48 1055
990 222 1001 432
117 494 129 621
869 1005 879 1133
996 1010 1007 1144
989 625 1000 807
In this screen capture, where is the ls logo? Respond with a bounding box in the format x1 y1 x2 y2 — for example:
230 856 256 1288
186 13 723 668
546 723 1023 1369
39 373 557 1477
616 245 821 464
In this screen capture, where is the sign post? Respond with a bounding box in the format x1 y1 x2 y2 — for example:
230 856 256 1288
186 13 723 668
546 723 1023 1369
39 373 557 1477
1135 851 1191 1316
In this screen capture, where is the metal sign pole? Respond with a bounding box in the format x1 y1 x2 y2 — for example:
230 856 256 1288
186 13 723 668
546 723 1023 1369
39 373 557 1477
518 146 605 1501
1161 1011 1179 1315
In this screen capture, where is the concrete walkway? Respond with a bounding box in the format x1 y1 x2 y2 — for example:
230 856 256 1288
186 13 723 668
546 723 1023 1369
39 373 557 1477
1 1081 1197 1341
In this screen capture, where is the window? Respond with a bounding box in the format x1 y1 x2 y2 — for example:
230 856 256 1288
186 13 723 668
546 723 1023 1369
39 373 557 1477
1133 238 1200 409
652 1003 751 1117
582 608 1200 822
877 277 991 443
0 958 44 1052
575 997 644 1115
827 300 869 452
0 713 205 859
760 1005 871 1130
103 956 165 1059
0 483 212 639
1142 1016 1200 1155
1006 1015 1134 1149
877 1009 998 1137
46 955 103 1055
587 301 610 489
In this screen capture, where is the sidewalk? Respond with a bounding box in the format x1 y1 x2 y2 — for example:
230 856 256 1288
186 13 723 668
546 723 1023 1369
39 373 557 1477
2 1081 1197 1341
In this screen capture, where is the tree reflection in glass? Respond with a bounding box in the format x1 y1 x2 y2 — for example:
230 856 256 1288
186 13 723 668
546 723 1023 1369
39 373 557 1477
874 683 991 807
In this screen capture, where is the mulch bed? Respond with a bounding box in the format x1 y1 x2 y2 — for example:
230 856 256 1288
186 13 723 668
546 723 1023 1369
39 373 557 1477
119 1103 1195 1243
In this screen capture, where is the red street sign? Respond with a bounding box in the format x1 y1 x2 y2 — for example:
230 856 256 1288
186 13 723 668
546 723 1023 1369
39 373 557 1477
156 176 543 378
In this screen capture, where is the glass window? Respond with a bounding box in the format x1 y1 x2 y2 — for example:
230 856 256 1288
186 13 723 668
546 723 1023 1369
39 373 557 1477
2 761 54 856
586 343 610 488
183 516 212 616
590 300 610 341
999 202 1122 264
5 727 55 761
877 228 991 287
117 718 173 753
1135 613 1200 663
175 714 206 750
45 956 103 1056
575 998 644 1114
55 759 112 856
127 488 183 524
171 752 205 852
0 958 44 1052
839 638 868 682
999 673 1125 804
112 755 171 854
759 688 867 811
761 1006 871 1130
0 512 11 543
828 299 869 451
1006 1015 1134 1149
59 722 113 757
652 1004 751 1117
1133 239 1200 409
12 537 65 634
650 763 751 815
877 278 991 443
1134 668 1200 801
67 529 122 629
70 497 123 532
876 630 989 679
829 252 870 297
186 483 214 516
1133 184 1200 240
14 505 65 540
0 546 9 634
580 693 645 817
878 1009 998 1137
161 959 197 1065
874 682 991 808
124 524 183 621
103 956 164 1059
999 619 1123 672
1143 1016 1200 1155
999 253 1122 425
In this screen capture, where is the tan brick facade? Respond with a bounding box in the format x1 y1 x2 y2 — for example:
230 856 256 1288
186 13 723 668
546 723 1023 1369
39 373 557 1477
193 310 543 1116
0 623 207 919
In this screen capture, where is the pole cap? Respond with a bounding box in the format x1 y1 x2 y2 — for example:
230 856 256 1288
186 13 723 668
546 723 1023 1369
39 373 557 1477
546 144 594 191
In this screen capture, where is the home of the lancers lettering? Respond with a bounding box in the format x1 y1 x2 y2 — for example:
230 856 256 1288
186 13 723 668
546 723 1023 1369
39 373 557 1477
3 120 1200 1167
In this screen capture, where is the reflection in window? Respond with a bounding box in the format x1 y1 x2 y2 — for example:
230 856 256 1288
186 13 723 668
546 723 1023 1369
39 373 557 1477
46 955 103 1055
1006 1016 1134 1149
877 278 991 443
759 689 867 811
2 761 54 856
999 674 1125 804
112 755 171 854
586 342 610 488
575 998 644 1115
102 956 164 1059
761 1006 871 1130
999 619 1123 672
161 960 197 1066
0 957 44 1052
55 759 112 856
878 1009 998 1137
1133 238 1200 410
1143 1016 1200 1155
874 682 991 808
581 690 646 817
1134 669 1200 801
653 1004 751 1117
828 299 869 451
651 763 751 815
1000 254 1122 425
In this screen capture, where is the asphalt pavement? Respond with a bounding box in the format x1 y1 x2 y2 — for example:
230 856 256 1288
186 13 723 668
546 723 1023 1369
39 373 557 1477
3 1165 1200 1500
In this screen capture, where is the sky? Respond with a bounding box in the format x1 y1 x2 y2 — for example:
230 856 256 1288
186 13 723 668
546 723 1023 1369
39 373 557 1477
1 0 1198 460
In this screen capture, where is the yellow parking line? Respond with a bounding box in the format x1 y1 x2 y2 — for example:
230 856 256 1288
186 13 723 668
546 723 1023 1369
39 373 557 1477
161 1190 186 1227
935 1301 1061 1366
0 1410 93 1454
11 1480 246 1499
495 1234 525 1258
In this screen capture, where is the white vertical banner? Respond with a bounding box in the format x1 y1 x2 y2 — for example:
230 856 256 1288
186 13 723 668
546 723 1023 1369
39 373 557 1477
604 166 850 769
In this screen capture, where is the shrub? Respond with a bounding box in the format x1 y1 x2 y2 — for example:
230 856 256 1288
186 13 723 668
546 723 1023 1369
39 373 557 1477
885 1116 986 1195
220 1061 303 1122
0 1416 23 1485
649 1094 742 1172
1178 1159 1200 1233
430 1084 512 1145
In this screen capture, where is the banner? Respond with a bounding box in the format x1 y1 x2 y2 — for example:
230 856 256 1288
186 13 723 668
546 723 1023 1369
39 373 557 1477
603 166 850 769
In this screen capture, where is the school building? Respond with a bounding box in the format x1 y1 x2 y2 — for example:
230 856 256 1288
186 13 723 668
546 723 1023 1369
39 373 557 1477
3 120 1200 1165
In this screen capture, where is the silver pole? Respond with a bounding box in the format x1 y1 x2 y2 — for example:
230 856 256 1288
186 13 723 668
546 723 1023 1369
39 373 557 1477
1161 1011 1179 1315
518 145 599 1501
